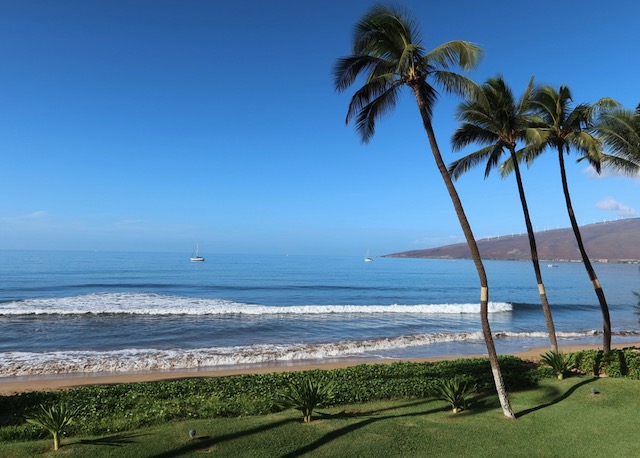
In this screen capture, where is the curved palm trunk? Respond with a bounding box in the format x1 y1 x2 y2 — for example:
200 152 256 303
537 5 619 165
509 149 558 352
557 147 612 352
412 86 515 419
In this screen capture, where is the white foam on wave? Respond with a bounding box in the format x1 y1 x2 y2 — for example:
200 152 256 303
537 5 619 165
0 292 513 316
0 329 613 377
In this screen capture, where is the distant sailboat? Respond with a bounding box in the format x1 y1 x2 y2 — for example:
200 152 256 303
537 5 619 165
190 244 205 262
364 249 373 262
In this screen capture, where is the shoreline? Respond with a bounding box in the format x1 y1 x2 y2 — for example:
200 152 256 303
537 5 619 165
1 342 636 396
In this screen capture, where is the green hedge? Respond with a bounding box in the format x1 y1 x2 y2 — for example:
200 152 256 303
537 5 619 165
572 347 640 378
0 356 546 441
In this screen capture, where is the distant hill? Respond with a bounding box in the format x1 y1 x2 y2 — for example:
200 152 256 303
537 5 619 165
385 218 640 262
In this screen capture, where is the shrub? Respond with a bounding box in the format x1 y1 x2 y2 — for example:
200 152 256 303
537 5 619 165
571 350 603 376
277 376 335 423
569 348 640 379
540 351 573 380
25 402 76 451
434 377 475 413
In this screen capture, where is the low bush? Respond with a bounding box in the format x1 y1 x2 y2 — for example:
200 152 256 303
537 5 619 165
572 347 640 378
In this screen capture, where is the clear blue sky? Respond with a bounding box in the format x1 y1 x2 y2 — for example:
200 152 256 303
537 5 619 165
2 0 639 256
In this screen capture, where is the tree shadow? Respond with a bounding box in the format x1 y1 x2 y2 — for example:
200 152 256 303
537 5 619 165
75 432 148 447
148 417 297 457
456 392 501 416
281 400 453 457
516 377 598 418
316 398 437 419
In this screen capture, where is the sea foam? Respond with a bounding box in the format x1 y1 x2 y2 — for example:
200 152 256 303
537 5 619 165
0 329 618 377
0 292 513 316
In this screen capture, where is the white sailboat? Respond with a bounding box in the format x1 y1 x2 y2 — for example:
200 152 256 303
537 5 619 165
190 244 205 262
364 249 373 262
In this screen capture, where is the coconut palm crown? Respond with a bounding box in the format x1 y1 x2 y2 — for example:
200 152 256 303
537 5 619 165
334 4 480 143
448 76 559 352
334 4 515 419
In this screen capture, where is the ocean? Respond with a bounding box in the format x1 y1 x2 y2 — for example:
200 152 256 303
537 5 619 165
1 250 639 379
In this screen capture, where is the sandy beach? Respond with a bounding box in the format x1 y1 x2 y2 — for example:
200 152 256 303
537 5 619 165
1 342 636 396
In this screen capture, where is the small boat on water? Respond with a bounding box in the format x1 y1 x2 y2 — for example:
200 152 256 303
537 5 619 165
548 264 558 268
190 244 205 262
364 249 373 262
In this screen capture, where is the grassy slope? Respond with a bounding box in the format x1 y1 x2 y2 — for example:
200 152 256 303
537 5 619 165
2 376 638 457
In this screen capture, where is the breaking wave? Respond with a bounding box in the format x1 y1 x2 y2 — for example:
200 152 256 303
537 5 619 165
0 329 628 377
0 292 513 316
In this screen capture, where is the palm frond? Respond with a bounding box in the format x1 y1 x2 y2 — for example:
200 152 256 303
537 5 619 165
415 82 437 122
426 40 483 71
431 71 479 99
595 108 640 160
352 83 402 143
334 55 386 93
451 123 500 150
448 144 499 180
517 76 535 115
599 153 640 176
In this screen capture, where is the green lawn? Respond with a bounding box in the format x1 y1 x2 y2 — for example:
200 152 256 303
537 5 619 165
2 375 639 457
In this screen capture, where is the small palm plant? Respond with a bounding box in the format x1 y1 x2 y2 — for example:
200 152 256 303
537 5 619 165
26 402 77 451
278 376 335 423
540 350 574 380
435 377 476 413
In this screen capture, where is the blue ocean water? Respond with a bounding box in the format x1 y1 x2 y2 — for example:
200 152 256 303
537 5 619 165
1 250 639 377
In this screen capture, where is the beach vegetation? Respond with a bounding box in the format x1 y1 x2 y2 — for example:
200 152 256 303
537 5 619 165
448 75 559 352
333 2 515 419
540 350 574 380
434 376 475 413
526 85 618 352
277 376 335 422
3 376 640 457
571 348 640 378
25 402 76 451
0 356 543 441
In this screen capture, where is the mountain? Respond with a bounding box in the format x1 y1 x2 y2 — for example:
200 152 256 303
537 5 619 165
385 218 640 262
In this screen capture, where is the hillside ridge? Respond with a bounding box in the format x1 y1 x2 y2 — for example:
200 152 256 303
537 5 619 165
385 218 640 262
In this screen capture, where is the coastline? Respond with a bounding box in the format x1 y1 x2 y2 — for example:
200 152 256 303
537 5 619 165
1 342 636 396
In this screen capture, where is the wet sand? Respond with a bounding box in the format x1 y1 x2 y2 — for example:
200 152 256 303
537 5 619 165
1 342 636 396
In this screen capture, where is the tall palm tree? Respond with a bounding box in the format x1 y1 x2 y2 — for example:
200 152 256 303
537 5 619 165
333 4 515 418
595 103 640 170
448 76 559 352
528 85 617 352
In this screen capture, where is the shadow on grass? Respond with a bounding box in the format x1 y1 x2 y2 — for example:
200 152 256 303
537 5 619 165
516 377 598 418
150 399 442 457
76 432 148 447
316 398 437 419
148 417 297 457
281 399 451 458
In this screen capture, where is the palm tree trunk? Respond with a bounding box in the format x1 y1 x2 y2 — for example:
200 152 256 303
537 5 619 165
412 86 515 419
557 147 611 352
509 149 558 352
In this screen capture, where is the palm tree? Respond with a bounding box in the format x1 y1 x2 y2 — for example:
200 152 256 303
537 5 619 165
528 85 618 352
595 103 640 170
333 4 515 418
448 76 559 352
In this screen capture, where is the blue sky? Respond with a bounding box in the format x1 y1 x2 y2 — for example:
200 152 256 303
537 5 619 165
1 0 639 256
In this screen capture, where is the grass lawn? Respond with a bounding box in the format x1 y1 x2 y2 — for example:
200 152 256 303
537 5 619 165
2 375 639 457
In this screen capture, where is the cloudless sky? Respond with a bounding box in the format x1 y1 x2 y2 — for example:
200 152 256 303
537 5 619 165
1 0 639 256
